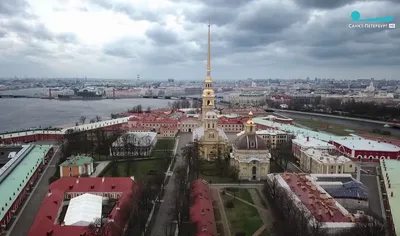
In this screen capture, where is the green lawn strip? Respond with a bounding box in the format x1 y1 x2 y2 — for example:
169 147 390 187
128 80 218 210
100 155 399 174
102 159 164 179
294 118 400 138
198 173 232 183
225 188 254 204
153 139 175 151
222 195 263 236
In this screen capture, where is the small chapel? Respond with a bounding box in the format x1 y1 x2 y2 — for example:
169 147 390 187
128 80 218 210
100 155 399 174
230 111 271 180
192 24 229 160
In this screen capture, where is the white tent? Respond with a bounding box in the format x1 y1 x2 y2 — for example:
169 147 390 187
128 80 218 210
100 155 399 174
64 193 102 226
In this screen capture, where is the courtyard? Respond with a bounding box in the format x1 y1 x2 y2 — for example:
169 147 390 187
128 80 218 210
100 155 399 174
212 186 275 236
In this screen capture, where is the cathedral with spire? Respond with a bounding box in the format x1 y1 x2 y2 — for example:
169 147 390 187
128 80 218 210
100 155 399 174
192 24 229 160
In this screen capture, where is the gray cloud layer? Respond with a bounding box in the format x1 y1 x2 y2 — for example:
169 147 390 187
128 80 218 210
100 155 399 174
0 0 399 79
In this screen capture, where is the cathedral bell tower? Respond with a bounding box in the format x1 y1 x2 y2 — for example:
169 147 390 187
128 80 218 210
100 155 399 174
201 24 215 121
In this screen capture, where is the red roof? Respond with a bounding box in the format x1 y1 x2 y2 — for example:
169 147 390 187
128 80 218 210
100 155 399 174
281 173 353 223
28 177 137 236
190 180 217 236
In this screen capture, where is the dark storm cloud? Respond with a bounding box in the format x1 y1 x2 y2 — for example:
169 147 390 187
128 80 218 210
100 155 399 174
170 0 252 7
102 37 138 59
183 7 237 26
89 0 161 22
145 25 179 45
2 20 78 44
0 0 29 16
293 0 357 9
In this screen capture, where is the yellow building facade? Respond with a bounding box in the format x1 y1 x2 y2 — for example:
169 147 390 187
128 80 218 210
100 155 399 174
193 25 228 160
230 112 271 180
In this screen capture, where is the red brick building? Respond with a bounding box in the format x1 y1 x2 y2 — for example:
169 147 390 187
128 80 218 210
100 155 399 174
28 177 138 236
329 139 400 161
190 179 217 236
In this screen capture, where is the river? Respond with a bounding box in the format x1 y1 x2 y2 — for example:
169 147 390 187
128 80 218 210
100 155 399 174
277 111 400 136
0 98 171 133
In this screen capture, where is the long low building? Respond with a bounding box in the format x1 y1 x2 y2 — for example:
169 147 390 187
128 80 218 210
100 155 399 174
330 138 400 161
109 132 157 157
0 144 54 234
380 159 400 236
28 177 137 236
266 173 361 234
190 179 217 236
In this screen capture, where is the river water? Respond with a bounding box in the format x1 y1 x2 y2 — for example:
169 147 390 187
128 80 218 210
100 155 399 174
0 98 171 133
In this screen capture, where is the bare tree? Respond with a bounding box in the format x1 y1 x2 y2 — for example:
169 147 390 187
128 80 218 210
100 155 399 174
172 164 189 234
335 214 386 236
89 118 96 123
79 115 87 124
95 115 102 122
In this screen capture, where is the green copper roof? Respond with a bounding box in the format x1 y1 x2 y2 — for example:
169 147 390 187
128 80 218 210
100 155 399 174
0 144 52 222
59 156 93 166
380 159 400 236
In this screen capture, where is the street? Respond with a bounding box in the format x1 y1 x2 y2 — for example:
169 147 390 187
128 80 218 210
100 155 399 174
7 146 62 236
149 133 191 236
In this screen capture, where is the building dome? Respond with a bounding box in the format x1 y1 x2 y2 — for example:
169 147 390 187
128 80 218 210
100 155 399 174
205 111 217 119
233 133 267 150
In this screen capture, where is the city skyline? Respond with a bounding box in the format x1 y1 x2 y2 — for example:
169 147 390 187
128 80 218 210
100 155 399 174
0 0 399 80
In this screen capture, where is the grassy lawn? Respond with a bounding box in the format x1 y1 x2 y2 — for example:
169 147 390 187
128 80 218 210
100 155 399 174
199 161 234 183
151 150 172 158
294 118 400 138
225 188 254 204
222 195 264 236
101 159 165 179
154 139 176 151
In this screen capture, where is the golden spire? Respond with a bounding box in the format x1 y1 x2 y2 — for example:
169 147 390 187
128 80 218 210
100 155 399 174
246 111 254 125
207 24 211 76
205 24 212 83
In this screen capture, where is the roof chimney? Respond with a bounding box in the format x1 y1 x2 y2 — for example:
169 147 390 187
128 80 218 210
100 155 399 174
76 178 79 184
202 226 207 232
307 136 309 142
111 185 115 189
102 177 105 182
391 192 394 197
46 215 52 220
201 209 205 215
90 185 94 189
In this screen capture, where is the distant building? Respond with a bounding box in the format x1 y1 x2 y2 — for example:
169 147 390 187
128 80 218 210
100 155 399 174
190 179 217 236
59 156 94 177
229 92 266 107
28 177 137 236
0 144 23 167
0 144 53 234
110 132 157 157
298 148 355 174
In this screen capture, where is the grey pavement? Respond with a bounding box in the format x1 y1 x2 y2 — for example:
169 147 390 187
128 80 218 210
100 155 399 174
7 146 62 236
211 188 231 236
360 174 383 217
91 161 110 177
149 133 191 236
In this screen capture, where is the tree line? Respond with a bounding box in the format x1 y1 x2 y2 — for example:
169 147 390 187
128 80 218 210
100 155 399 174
268 97 400 121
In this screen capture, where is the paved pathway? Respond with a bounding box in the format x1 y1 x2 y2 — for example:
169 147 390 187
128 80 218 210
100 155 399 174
248 189 276 236
7 145 62 236
252 225 266 236
91 161 110 177
211 189 231 236
149 133 191 236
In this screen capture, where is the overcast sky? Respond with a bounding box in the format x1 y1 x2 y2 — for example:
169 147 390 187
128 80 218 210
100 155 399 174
0 0 399 80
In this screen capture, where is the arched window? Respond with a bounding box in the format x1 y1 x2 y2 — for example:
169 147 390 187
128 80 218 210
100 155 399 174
212 124 214 128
